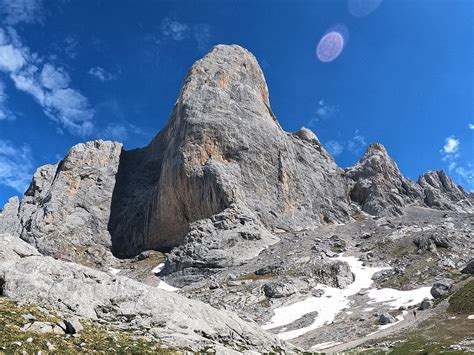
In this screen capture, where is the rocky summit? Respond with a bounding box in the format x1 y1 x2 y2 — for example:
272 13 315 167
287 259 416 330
0 45 473 353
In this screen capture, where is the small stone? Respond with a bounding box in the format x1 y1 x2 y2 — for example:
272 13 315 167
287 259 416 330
26 337 33 343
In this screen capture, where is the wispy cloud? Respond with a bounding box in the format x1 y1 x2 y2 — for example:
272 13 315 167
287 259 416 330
347 129 367 155
161 17 189 41
0 139 34 193
443 136 459 154
0 27 95 136
158 17 213 52
101 122 145 141
88 66 118 82
468 123 474 130
0 0 44 25
439 135 473 191
0 80 15 120
324 130 367 158
325 140 344 156
454 165 474 192
193 24 212 52
308 99 339 126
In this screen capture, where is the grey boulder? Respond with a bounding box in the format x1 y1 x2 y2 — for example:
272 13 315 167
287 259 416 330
379 313 396 325
430 279 453 299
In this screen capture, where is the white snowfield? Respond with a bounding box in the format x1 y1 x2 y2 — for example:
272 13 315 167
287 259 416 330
262 255 432 341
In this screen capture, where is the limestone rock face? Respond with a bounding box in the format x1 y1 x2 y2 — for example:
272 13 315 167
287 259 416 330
109 44 352 257
418 170 472 212
18 140 122 265
346 143 423 216
0 196 20 235
346 144 472 216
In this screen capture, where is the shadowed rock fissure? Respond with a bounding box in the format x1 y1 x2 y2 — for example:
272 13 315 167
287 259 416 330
108 134 230 258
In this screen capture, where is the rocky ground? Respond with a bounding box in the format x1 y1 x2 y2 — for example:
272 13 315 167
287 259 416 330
154 205 473 351
0 297 178 354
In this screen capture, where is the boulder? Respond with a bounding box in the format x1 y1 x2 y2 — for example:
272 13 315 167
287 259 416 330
419 298 434 310
379 313 396 325
461 259 474 274
22 321 65 334
430 279 453 298
263 280 297 298
314 260 354 288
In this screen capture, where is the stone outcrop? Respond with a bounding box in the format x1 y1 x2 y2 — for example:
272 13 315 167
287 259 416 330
0 196 20 235
418 170 472 212
346 143 423 216
15 140 122 266
0 234 286 352
346 143 472 216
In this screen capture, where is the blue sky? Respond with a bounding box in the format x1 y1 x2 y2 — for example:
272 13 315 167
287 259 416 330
0 0 473 206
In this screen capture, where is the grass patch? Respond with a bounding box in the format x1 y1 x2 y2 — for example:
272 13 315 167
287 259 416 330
354 310 473 354
448 279 474 314
0 297 176 354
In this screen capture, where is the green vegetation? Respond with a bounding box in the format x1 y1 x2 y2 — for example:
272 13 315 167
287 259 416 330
448 279 474 314
0 297 176 354
353 314 473 354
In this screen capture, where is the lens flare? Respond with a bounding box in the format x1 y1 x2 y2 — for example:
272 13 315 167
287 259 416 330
316 32 344 63
348 0 382 17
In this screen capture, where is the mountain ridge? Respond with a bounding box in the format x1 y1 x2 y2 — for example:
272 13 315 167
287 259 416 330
0 44 472 353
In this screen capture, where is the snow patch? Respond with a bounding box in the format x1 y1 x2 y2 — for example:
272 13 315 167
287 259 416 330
108 267 121 275
157 280 178 292
262 256 389 340
263 255 432 342
311 341 342 350
367 287 432 309
152 263 165 274
468 315 474 320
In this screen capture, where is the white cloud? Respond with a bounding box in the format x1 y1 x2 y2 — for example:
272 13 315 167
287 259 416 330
0 0 44 25
308 99 339 126
0 139 34 192
454 165 474 192
0 43 26 72
0 27 95 136
347 130 367 155
40 64 71 90
0 80 14 120
88 66 117 82
159 17 213 51
100 122 145 142
325 140 344 156
161 17 189 41
443 136 459 154
468 123 474 130
193 24 212 52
